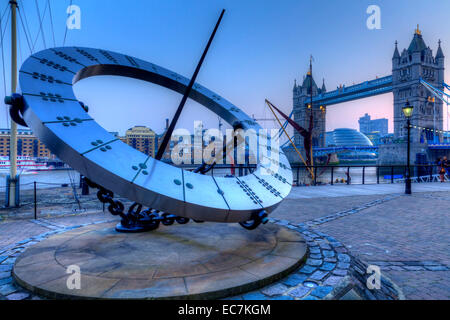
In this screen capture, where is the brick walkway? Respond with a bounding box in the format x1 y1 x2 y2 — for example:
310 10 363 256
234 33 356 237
0 186 449 300
272 188 450 300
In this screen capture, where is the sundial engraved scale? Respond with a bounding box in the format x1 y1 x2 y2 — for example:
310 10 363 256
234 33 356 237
13 12 292 232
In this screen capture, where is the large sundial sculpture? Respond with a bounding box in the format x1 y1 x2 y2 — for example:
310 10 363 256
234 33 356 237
7 10 293 232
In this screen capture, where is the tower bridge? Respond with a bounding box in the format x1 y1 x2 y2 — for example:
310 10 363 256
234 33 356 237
311 75 393 107
288 26 446 165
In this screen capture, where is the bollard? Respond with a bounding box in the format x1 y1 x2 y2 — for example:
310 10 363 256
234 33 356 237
377 167 380 184
81 176 89 195
391 166 394 184
331 167 334 185
34 181 37 220
362 166 365 185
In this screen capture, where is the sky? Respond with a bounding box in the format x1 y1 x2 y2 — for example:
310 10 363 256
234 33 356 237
1 0 450 137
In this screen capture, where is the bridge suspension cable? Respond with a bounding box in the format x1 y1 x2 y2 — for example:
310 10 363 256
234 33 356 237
419 78 450 132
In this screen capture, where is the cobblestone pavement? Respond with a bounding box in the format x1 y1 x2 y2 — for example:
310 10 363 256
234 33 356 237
0 188 449 300
271 189 450 300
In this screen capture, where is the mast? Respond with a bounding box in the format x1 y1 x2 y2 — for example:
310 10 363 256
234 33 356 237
309 56 314 171
8 0 18 207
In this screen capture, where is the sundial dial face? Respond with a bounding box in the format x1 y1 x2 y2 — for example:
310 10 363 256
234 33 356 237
18 47 293 223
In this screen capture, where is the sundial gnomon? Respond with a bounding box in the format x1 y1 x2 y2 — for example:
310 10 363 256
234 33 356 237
7 10 293 232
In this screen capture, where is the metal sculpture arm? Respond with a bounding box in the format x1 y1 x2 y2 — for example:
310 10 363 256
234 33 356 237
155 9 225 160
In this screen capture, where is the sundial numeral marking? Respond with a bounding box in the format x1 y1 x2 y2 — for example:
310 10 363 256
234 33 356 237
131 161 152 181
75 48 100 63
20 71 70 85
43 116 92 127
150 64 158 72
125 55 139 68
31 56 74 74
22 92 77 103
99 50 119 64
254 174 282 198
261 155 289 170
51 49 86 67
258 166 289 185
236 178 262 205
170 73 182 81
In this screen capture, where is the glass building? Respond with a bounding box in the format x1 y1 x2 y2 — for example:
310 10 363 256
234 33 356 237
326 128 373 147
325 128 377 163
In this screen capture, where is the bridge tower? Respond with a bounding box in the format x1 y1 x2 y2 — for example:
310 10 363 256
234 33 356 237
392 26 444 143
293 71 327 149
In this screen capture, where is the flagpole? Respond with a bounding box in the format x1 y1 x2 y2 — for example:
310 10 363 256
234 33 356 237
8 0 18 207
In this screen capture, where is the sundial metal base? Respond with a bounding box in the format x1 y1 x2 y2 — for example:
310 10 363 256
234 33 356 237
13 221 307 300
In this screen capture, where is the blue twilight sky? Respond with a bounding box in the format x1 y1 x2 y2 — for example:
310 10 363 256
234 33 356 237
1 0 450 136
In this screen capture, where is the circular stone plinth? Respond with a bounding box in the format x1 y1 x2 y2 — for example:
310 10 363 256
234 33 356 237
13 222 307 299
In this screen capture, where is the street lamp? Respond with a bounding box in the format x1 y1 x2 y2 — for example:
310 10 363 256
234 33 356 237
402 100 414 195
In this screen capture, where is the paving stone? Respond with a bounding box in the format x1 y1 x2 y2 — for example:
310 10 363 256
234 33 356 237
369 261 390 266
309 270 328 281
319 243 332 250
424 266 449 271
298 265 317 274
388 261 405 266
0 283 17 296
322 250 335 258
2 258 16 265
242 291 267 300
337 262 350 269
340 289 363 300
0 272 10 280
0 256 7 263
309 254 322 259
261 283 288 297
310 286 334 299
334 247 347 253
309 247 321 254
282 273 309 287
289 286 310 298
6 292 30 300
0 277 12 286
330 242 342 248
0 265 12 272
320 262 336 271
337 253 350 262
419 261 442 266
16 238 32 245
324 257 337 263
323 276 344 286
302 295 318 300
271 295 294 300
402 261 423 266
389 266 405 271
332 269 347 276
403 266 425 271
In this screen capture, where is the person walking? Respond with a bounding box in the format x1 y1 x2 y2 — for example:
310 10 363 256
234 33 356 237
438 157 446 182
444 156 449 180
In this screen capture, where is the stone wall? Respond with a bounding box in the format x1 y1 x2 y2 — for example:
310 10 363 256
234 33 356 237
377 142 430 166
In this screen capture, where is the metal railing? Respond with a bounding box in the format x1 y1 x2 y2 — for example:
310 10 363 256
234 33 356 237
178 163 443 186
290 164 441 186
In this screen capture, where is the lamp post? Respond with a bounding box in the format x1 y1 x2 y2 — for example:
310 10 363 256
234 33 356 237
402 100 414 195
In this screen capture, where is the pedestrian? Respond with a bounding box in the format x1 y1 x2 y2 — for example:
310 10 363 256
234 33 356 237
444 156 449 179
438 157 446 182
